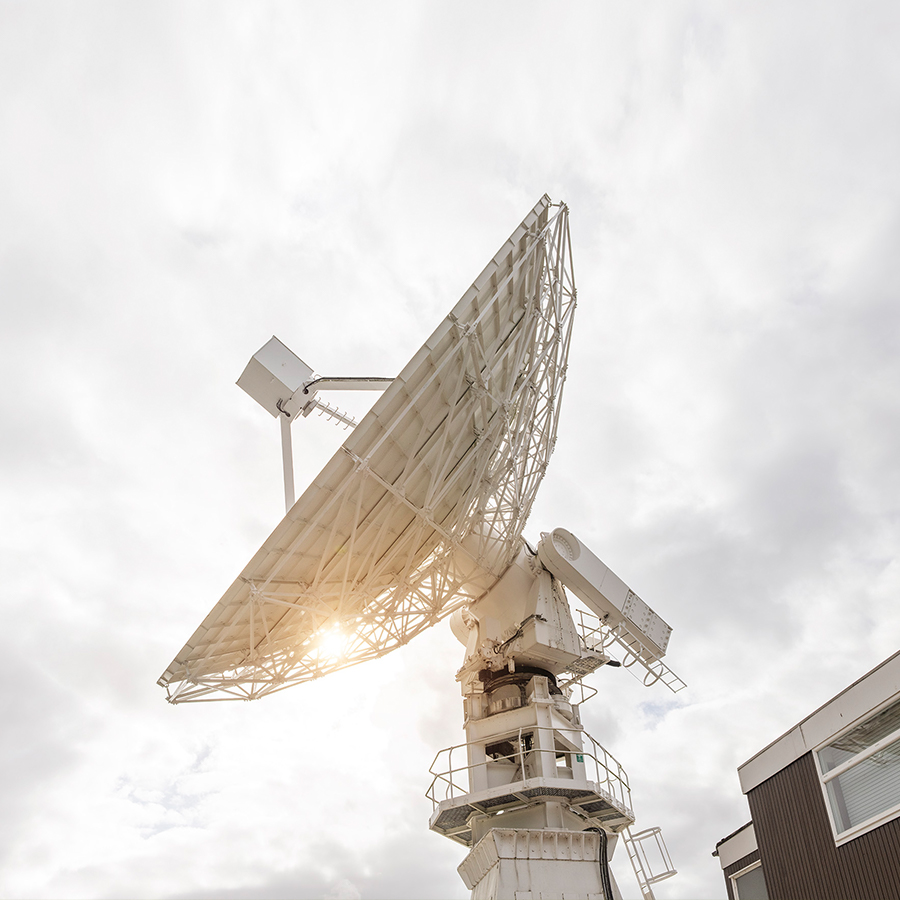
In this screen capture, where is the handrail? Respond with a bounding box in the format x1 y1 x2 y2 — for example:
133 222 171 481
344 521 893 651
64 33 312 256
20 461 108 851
426 724 632 813
574 608 687 693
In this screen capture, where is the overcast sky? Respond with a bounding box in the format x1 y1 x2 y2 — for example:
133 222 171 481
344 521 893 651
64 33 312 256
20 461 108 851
3 2 900 898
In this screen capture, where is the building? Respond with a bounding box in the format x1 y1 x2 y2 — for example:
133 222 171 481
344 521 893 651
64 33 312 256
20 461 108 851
714 650 900 900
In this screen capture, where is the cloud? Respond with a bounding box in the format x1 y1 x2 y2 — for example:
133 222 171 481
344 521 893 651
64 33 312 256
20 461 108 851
3 2 900 898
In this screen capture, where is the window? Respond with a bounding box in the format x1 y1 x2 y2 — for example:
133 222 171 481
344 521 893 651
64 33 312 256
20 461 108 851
816 694 900 842
730 861 768 900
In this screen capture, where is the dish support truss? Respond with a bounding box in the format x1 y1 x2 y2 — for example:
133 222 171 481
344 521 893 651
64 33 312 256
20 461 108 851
160 198 576 702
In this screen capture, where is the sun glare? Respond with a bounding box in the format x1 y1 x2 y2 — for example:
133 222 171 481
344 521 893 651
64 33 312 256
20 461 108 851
317 626 348 662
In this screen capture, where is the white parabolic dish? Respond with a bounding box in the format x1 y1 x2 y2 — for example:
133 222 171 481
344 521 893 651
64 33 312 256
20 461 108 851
159 195 577 702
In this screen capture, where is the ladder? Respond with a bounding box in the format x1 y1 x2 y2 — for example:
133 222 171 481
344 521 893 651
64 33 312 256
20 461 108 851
622 826 677 900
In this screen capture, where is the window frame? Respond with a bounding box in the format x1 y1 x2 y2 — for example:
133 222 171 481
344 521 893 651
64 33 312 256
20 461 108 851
814 692 900 846
729 860 767 900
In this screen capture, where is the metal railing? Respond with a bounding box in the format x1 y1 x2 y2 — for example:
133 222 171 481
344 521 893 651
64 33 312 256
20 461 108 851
622 826 677 899
574 609 687 693
426 725 632 814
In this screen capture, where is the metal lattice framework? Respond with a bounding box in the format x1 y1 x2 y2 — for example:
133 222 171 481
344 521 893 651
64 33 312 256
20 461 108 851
159 196 576 702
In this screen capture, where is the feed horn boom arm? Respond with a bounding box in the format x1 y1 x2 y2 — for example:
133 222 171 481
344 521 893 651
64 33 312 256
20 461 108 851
236 337 394 511
301 376 394 394
536 528 672 663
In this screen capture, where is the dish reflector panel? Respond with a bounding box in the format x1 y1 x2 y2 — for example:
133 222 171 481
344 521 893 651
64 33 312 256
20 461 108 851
159 196 576 702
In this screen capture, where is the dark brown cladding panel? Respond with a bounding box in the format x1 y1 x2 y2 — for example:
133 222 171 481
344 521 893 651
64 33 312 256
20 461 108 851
748 751 900 900
723 850 761 900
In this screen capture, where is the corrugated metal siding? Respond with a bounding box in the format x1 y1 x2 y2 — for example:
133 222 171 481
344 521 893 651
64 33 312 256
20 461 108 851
723 850 761 900
748 751 900 899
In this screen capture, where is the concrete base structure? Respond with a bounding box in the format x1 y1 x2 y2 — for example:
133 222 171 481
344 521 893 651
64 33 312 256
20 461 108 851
459 829 623 900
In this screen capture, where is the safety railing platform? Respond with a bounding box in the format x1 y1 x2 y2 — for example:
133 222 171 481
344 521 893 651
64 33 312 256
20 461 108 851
426 725 635 846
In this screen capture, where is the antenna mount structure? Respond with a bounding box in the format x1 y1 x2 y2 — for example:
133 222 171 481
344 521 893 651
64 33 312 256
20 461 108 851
159 197 683 899
235 336 392 512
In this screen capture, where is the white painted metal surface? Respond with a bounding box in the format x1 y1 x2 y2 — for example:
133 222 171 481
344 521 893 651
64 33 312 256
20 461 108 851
458 829 623 900
279 414 295 512
427 718 635 845
537 529 671 660
159 196 575 702
236 336 314 419
238 336 390 513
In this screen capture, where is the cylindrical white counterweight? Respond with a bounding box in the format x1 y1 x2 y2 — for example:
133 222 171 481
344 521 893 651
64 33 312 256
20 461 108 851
536 528 672 661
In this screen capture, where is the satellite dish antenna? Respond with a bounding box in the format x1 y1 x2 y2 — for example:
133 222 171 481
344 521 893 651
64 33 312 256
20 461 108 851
159 196 684 899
